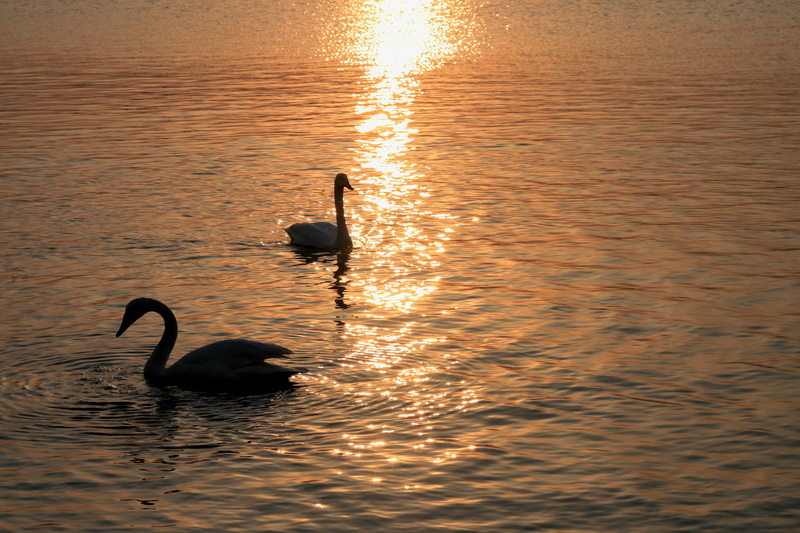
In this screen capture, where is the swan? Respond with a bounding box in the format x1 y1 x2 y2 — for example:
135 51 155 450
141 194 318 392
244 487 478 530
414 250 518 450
285 173 354 249
115 297 307 391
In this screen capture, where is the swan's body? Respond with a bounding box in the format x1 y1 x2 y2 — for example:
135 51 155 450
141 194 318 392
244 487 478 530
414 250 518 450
116 298 306 391
285 173 354 250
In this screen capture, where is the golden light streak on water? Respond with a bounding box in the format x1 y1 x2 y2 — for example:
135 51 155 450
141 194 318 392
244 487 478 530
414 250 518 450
346 0 474 78
316 0 484 483
346 0 476 313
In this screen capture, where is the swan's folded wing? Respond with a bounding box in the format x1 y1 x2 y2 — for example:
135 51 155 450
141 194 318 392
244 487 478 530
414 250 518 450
177 339 293 370
284 222 337 248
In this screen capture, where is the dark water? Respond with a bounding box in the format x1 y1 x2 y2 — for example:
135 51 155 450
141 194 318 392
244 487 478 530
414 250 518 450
2 1 799 531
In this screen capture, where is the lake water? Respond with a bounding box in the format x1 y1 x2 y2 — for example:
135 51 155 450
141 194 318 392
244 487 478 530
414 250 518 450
2 0 799 531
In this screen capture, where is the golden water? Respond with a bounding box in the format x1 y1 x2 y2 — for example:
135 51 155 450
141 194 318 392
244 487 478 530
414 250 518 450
1 1 799 531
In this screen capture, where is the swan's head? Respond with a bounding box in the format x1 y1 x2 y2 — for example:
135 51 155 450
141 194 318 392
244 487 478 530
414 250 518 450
335 173 353 191
116 297 162 337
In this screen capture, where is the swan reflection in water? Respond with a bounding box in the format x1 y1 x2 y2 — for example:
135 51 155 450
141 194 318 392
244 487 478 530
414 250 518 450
290 247 353 312
285 173 354 250
331 250 352 311
116 297 307 393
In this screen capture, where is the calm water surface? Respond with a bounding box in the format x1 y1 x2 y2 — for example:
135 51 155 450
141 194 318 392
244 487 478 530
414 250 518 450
2 1 799 531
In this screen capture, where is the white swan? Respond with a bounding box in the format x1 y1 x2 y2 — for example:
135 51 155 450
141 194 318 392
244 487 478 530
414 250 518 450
116 297 307 391
285 173 354 249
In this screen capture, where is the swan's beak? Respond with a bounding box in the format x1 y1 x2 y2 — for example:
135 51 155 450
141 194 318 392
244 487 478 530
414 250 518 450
116 312 136 337
336 172 354 191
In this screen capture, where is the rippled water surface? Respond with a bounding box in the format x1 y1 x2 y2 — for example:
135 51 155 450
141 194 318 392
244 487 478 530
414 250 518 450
2 1 799 531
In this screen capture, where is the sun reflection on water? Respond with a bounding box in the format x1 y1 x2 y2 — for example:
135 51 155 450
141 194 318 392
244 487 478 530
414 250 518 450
345 0 476 315
318 0 481 478
347 0 473 78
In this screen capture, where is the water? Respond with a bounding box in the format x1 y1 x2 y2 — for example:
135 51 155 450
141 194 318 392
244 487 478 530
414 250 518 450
2 1 799 531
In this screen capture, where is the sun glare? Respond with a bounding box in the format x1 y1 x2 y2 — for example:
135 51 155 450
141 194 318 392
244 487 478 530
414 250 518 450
316 1 482 479
355 0 459 79
342 0 476 314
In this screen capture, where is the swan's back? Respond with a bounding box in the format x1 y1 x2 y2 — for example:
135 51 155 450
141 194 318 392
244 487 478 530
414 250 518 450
284 222 338 249
165 339 307 374
174 339 292 368
166 339 306 384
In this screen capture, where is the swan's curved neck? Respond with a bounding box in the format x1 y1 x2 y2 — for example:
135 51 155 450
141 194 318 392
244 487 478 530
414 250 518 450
144 301 178 379
333 184 352 249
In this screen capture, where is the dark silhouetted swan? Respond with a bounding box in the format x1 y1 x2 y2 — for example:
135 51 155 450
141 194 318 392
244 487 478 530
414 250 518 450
116 297 307 391
285 173 354 249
